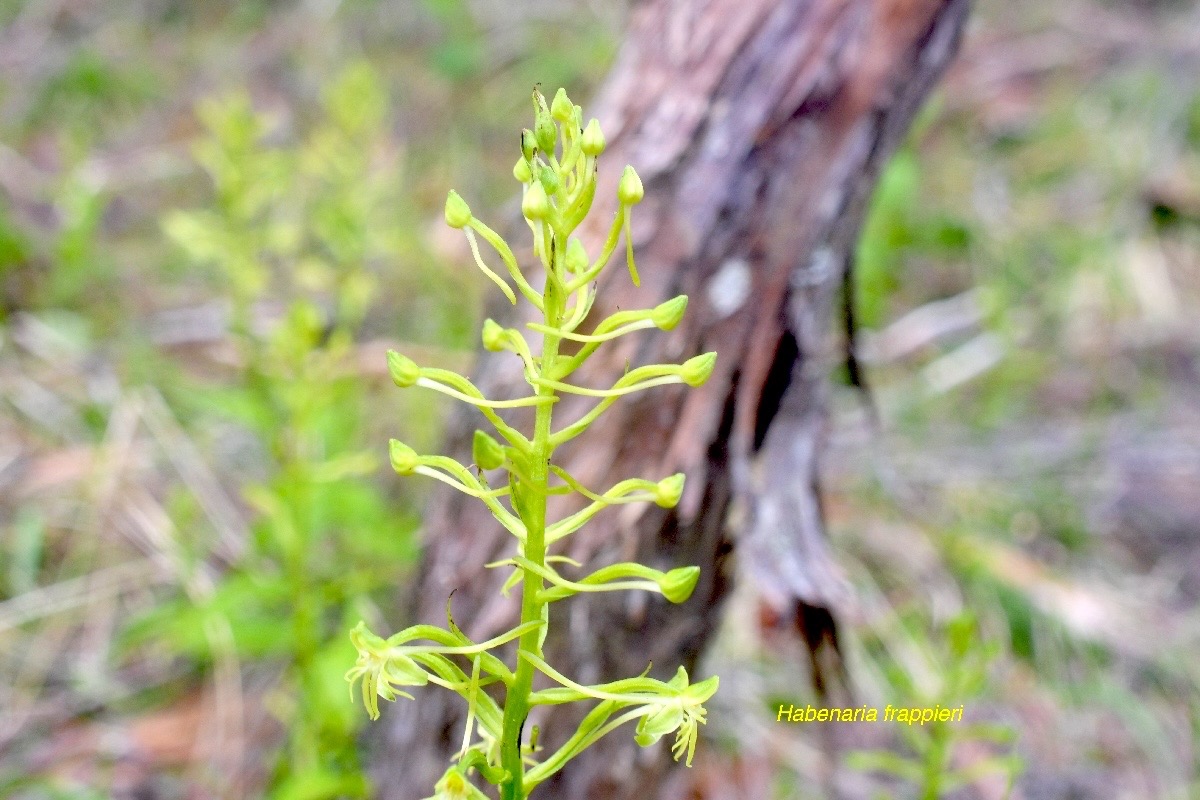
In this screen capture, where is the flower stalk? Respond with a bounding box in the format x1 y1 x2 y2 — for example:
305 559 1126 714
347 87 719 799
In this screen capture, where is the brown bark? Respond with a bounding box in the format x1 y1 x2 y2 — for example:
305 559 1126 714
368 0 969 797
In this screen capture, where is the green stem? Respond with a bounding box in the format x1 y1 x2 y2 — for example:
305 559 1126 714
499 224 565 800
921 725 949 800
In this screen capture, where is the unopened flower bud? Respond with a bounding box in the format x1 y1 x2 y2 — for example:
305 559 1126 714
565 237 588 274
521 128 537 161
472 430 506 471
389 439 419 475
533 90 556 153
654 473 685 508
581 118 605 156
551 88 574 123
522 181 551 220
618 165 644 205
481 318 507 352
659 566 700 604
539 165 559 196
536 118 557 155
387 350 420 388
680 352 716 387
652 295 688 331
444 190 471 229
513 157 532 183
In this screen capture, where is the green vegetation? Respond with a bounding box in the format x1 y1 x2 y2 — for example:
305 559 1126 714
846 613 1021 799
833 4 1200 794
126 66 422 797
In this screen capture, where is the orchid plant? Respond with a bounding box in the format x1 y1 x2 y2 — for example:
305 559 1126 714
345 87 719 799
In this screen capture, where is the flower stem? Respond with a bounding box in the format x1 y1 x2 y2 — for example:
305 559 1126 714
500 227 565 800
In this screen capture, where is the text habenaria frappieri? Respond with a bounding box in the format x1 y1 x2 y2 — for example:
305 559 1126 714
776 704 966 725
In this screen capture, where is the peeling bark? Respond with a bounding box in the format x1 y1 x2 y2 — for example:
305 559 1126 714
369 1 970 797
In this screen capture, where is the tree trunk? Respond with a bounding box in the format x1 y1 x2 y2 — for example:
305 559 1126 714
368 0 969 797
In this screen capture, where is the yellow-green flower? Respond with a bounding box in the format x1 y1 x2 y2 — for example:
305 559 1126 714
345 621 429 720
421 767 489 800
633 667 719 766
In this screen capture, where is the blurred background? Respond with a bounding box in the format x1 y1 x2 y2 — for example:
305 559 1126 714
0 0 1198 798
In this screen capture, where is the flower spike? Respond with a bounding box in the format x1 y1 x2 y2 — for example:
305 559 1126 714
364 87 719 797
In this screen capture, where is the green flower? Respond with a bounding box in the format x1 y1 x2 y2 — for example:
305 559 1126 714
345 621 429 720
422 767 489 800
633 667 719 766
